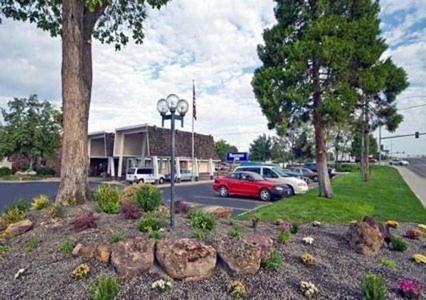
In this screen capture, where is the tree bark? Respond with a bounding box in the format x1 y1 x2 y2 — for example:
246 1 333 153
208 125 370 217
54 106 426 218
56 0 97 203
312 62 334 198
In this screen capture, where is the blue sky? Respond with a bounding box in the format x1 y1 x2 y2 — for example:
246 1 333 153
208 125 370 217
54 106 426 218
0 0 425 155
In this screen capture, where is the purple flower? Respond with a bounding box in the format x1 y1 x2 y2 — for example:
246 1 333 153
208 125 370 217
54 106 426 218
281 222 292 232
398 279 423 299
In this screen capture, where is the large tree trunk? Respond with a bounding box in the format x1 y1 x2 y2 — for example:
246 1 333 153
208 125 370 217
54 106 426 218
56 0 97 204
312 62 334 198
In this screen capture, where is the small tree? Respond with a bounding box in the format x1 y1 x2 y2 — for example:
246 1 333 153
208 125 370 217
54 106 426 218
0 95 61 170
214 139 238 162
249 134 273 162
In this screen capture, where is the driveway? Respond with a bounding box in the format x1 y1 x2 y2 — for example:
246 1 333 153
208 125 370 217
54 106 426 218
0 181 269 215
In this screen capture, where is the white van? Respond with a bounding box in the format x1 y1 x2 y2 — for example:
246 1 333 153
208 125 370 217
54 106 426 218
234 165 308 194
126 167 165 184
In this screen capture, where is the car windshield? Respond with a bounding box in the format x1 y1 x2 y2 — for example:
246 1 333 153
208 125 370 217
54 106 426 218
127 168 136 174
271 167 289 177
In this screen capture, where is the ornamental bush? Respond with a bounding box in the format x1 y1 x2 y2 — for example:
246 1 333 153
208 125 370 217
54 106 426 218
120 184 144 203
35 166 56 176
135 185 162 212
87 275 119 300
188 210 216 231
31 194 49 210
138 213 165 233
360 273 387 300
0 167 12 176
94 184 120 214
390 235 408 252
71 211 97 232
2 200 27 225
262 248 283 271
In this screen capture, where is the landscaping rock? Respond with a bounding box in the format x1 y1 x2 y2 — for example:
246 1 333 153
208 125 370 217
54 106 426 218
243 233 273 260
346 221 384 256
156 238 216 281
95 244 110 263
363 216 391 243
217 237 261 274
200 206 232 219
111 237 155 279
72 243 110 263
4 219 33 237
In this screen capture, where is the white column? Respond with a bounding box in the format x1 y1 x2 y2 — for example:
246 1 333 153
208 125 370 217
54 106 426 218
176 157 181 182
152 156 159 180
208 158 214 179
110 157 116 178
118 156 123 178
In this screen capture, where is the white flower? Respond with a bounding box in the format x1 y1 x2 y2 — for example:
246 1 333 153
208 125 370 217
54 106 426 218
14 268 26 280
300 281 318 299
152 279 172 292
302 237 314 245
312 221 321 227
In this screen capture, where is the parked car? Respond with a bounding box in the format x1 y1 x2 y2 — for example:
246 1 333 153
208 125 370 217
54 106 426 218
303 163 336 178
289 167 318 182
234 165 308 194
165 169 193 182
280 168 312 184
126 167 165 184
213 171 293 201
389 159 409 166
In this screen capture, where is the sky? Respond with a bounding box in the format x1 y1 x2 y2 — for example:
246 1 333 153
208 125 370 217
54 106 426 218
0 0 425 156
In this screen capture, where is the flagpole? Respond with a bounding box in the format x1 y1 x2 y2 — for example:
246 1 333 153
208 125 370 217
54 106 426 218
191 80 195 181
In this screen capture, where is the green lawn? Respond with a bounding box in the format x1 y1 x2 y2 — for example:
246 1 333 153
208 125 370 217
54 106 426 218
240 166 426 224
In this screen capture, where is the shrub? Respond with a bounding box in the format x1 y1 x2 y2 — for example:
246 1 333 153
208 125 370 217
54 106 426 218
48 204 64 219
94 184 120 214
336 163 359 172
152 205 169 219
63 198 78 207
120 202 142 220
405 229 422 240
193 229 208 241
135 185 162 212
277 231 291 244
138 213 165 233
390 235 408 252
262 248 283 271
397 279 423 299
300 253 316 266
108 232 123 244
228 223 243 239
87 275 119 300
174 200 191 214
290 223 299 234
360 273 387 300
148 229 164 240
0 243 8 254
36 166 55 176
379 257 396 269
58 238 76 254
0 167 12 176
2 200 27 225
20 163 30 172
227 280 247 300
120 184 144 203
189 210 216 231
71 263 91 280
25 235 40 252
251 216 260 229
31 194 49 210
71 211 97 232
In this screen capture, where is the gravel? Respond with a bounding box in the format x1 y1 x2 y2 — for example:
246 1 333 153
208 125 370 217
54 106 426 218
0 202 424 300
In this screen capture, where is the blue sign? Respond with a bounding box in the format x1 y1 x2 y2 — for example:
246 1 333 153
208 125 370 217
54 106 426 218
226 152 249 163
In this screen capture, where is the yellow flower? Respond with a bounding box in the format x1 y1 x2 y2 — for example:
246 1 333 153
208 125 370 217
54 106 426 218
418 224 426 232
300 253 316 265
385 220 399 228
413 254 426 264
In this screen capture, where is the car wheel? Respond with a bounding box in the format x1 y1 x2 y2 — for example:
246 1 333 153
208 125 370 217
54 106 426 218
259 189 271 201
137 179 144 184
312 176 318 182
288 186 295 196
159 177 164 184
219 186 228 197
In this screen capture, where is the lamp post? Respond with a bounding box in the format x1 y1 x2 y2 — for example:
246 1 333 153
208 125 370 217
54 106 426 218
157 94 189 227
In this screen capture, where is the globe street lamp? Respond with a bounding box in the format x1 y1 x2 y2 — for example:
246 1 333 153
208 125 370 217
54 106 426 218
157 94 189 227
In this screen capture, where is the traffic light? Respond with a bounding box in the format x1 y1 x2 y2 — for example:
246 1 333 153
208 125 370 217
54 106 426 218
415 131 419 139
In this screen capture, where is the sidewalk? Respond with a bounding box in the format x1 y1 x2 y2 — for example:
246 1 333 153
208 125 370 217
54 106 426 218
395 166 426 207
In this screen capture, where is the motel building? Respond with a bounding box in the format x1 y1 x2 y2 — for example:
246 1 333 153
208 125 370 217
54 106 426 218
88 124 220 180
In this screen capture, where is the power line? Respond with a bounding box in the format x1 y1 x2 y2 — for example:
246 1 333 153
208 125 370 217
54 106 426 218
398 103 426 111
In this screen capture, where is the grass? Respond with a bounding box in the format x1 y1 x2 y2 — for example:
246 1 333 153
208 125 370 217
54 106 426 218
240 166 426 224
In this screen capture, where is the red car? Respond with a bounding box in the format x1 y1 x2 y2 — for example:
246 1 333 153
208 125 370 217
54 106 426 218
213 171 292 201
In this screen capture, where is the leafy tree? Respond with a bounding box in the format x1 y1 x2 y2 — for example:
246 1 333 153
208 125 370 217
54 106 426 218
0 95 61 170
249 134 272 162
351 132 377 159
0 0 171 203
253 0 369 197
292 131 315 161
271 136 291 163
348 0 408 181
214 139 238 162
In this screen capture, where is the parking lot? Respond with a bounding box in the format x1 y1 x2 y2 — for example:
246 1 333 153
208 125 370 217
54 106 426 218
0 180 269 215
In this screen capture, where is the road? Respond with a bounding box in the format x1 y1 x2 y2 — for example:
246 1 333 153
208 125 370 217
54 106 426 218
406 157 426 178
0 181 268 215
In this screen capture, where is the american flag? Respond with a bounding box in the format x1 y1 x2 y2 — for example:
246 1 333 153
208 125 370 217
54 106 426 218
192 80 197 120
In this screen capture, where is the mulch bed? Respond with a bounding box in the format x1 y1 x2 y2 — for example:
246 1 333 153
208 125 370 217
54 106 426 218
0 201 424 299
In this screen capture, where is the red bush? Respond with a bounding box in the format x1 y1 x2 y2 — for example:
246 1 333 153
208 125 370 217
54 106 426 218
174 200 191 214
405 229 422 240
121 202 142 219
71 211 97 232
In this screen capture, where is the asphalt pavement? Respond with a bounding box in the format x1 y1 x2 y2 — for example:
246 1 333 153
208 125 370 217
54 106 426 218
0 181 268 215
407 157 426 178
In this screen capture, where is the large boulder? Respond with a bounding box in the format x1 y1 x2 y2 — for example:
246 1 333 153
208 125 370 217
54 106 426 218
243 233 274 260
4 219 33 237
217 237 261 274
111 238 155 279
72 243 111 263
200 206 232 219
346 221 384 256
156 238 216 281
363 216 391 243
